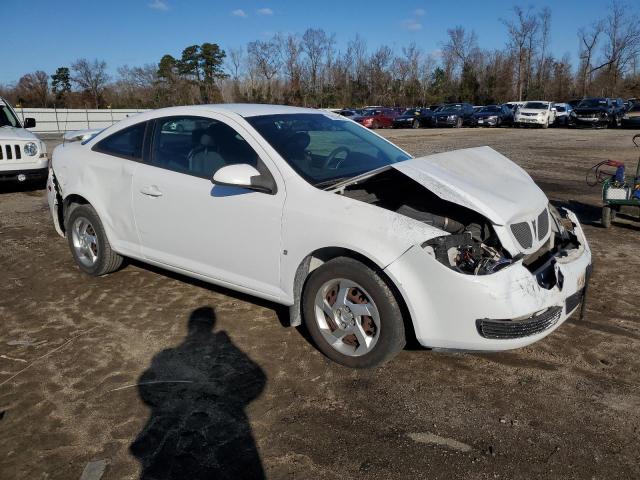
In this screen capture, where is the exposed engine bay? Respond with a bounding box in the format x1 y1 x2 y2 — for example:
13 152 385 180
338 169 581 278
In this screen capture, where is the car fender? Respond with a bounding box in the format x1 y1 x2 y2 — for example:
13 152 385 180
280 180 445 305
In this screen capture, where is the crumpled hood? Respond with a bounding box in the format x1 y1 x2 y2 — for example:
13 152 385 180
391 146 548 225
0 126 38 141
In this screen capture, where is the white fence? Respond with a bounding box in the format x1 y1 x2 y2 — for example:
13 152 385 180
14 107 150 134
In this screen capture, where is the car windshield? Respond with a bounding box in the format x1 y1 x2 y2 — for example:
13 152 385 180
441 104 463 112
578 98 608 108
361 109 380 116
247 113 411 187
0 102 20 128
556 106 566 112
479 106 500 113
630 103 640 112
523 102 548 110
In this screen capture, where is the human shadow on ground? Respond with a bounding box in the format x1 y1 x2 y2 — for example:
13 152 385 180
130 306 267 480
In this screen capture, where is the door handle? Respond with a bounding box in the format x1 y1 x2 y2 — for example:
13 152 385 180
140 185 163 197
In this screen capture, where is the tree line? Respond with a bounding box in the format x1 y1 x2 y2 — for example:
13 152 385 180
2 2 639 110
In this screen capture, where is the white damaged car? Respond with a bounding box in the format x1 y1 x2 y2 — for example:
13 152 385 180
47 104 591 368
0 97 48 184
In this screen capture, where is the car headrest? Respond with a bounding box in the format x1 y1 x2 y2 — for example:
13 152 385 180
200 132 216 148
287 131 311 151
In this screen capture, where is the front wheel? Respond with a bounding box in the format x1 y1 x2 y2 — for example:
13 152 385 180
66 204 123 276
412 119 419 129
302 257 406 368
455 117 463 128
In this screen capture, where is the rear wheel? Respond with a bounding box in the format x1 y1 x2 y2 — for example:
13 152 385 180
371 120 380 129
602 206 612 228
302 257 406 368
455 117 463 128
66 204 123 276
412 119 419 129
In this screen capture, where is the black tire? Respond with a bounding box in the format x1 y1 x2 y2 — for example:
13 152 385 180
302 257 406 368
371 120 380 129
65 204 123 276
412 119 420 129
455 117 463 128
602 206 612 228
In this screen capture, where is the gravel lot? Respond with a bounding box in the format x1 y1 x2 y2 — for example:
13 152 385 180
1 127 639 479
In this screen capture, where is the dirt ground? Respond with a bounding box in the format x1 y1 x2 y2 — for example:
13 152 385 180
1 127 639 479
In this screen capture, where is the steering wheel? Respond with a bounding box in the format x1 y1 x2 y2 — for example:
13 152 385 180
323 146 351 169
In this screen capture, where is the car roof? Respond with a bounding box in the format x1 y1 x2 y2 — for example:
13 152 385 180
185 103 319 118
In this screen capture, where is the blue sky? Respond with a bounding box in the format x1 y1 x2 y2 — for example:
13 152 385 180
0 0 627 83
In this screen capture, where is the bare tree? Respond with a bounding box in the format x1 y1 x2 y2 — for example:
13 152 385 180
227 47 244 80
247 38 281 81
16 71 49 107
588 0 640 94
502 7 539 100
578 22 604 96
71 58 109 108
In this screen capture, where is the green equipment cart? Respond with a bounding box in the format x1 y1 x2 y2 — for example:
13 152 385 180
587 134 640 228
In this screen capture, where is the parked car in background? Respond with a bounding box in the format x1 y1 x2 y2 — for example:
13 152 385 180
514 101 556 128
571 97 626 128
504 102 525 114
552 103 573 126
392 108 433 129
472 105 514 127
473 106 484 114
0 97 48 185
46 104 592 368
337 109 357 118
622 102 640 128
567 99 583 109
353 108 398 129
432 103 475 128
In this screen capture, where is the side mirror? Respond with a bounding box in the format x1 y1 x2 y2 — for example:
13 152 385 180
212 163 273 194
24 117 36 128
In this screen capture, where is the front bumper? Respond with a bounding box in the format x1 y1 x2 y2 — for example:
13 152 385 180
384 210 592 351
474 117 499 126
393 119 415 128
433 117 457 127
515 116 547 125
573 116 610 127
0 166 48 183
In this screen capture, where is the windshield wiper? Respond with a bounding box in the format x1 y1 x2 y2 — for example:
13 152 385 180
314 177 354 189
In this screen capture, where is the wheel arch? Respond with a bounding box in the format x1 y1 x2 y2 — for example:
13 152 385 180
59 193 91 234
288 247 415 342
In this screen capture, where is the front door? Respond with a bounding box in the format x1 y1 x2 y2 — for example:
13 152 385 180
131 115 285 299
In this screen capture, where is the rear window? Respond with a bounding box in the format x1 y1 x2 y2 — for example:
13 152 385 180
94 122 146 159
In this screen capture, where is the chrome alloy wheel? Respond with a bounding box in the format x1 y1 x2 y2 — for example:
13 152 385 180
71 217 99 267
314 278 381 357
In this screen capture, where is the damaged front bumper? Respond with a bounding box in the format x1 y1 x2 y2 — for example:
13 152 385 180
384 209 592 351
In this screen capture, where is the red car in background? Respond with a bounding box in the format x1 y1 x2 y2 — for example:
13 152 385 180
353 108 398 129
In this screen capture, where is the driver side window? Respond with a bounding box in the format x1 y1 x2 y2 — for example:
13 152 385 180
150 116 259 179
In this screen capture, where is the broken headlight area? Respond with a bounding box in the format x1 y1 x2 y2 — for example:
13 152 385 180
422 232 513 275
520 205 582 289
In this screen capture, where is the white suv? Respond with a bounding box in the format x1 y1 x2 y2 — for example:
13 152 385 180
514 101 557 128
0 97 48 184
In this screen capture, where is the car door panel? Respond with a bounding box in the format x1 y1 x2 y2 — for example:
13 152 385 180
131 115 286 298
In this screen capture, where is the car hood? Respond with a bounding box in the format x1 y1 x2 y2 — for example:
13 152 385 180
574 107 608 114
395 115 417 120
389 147 548 225
474 112 499 117
0 126 38 141
435 111 460 117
